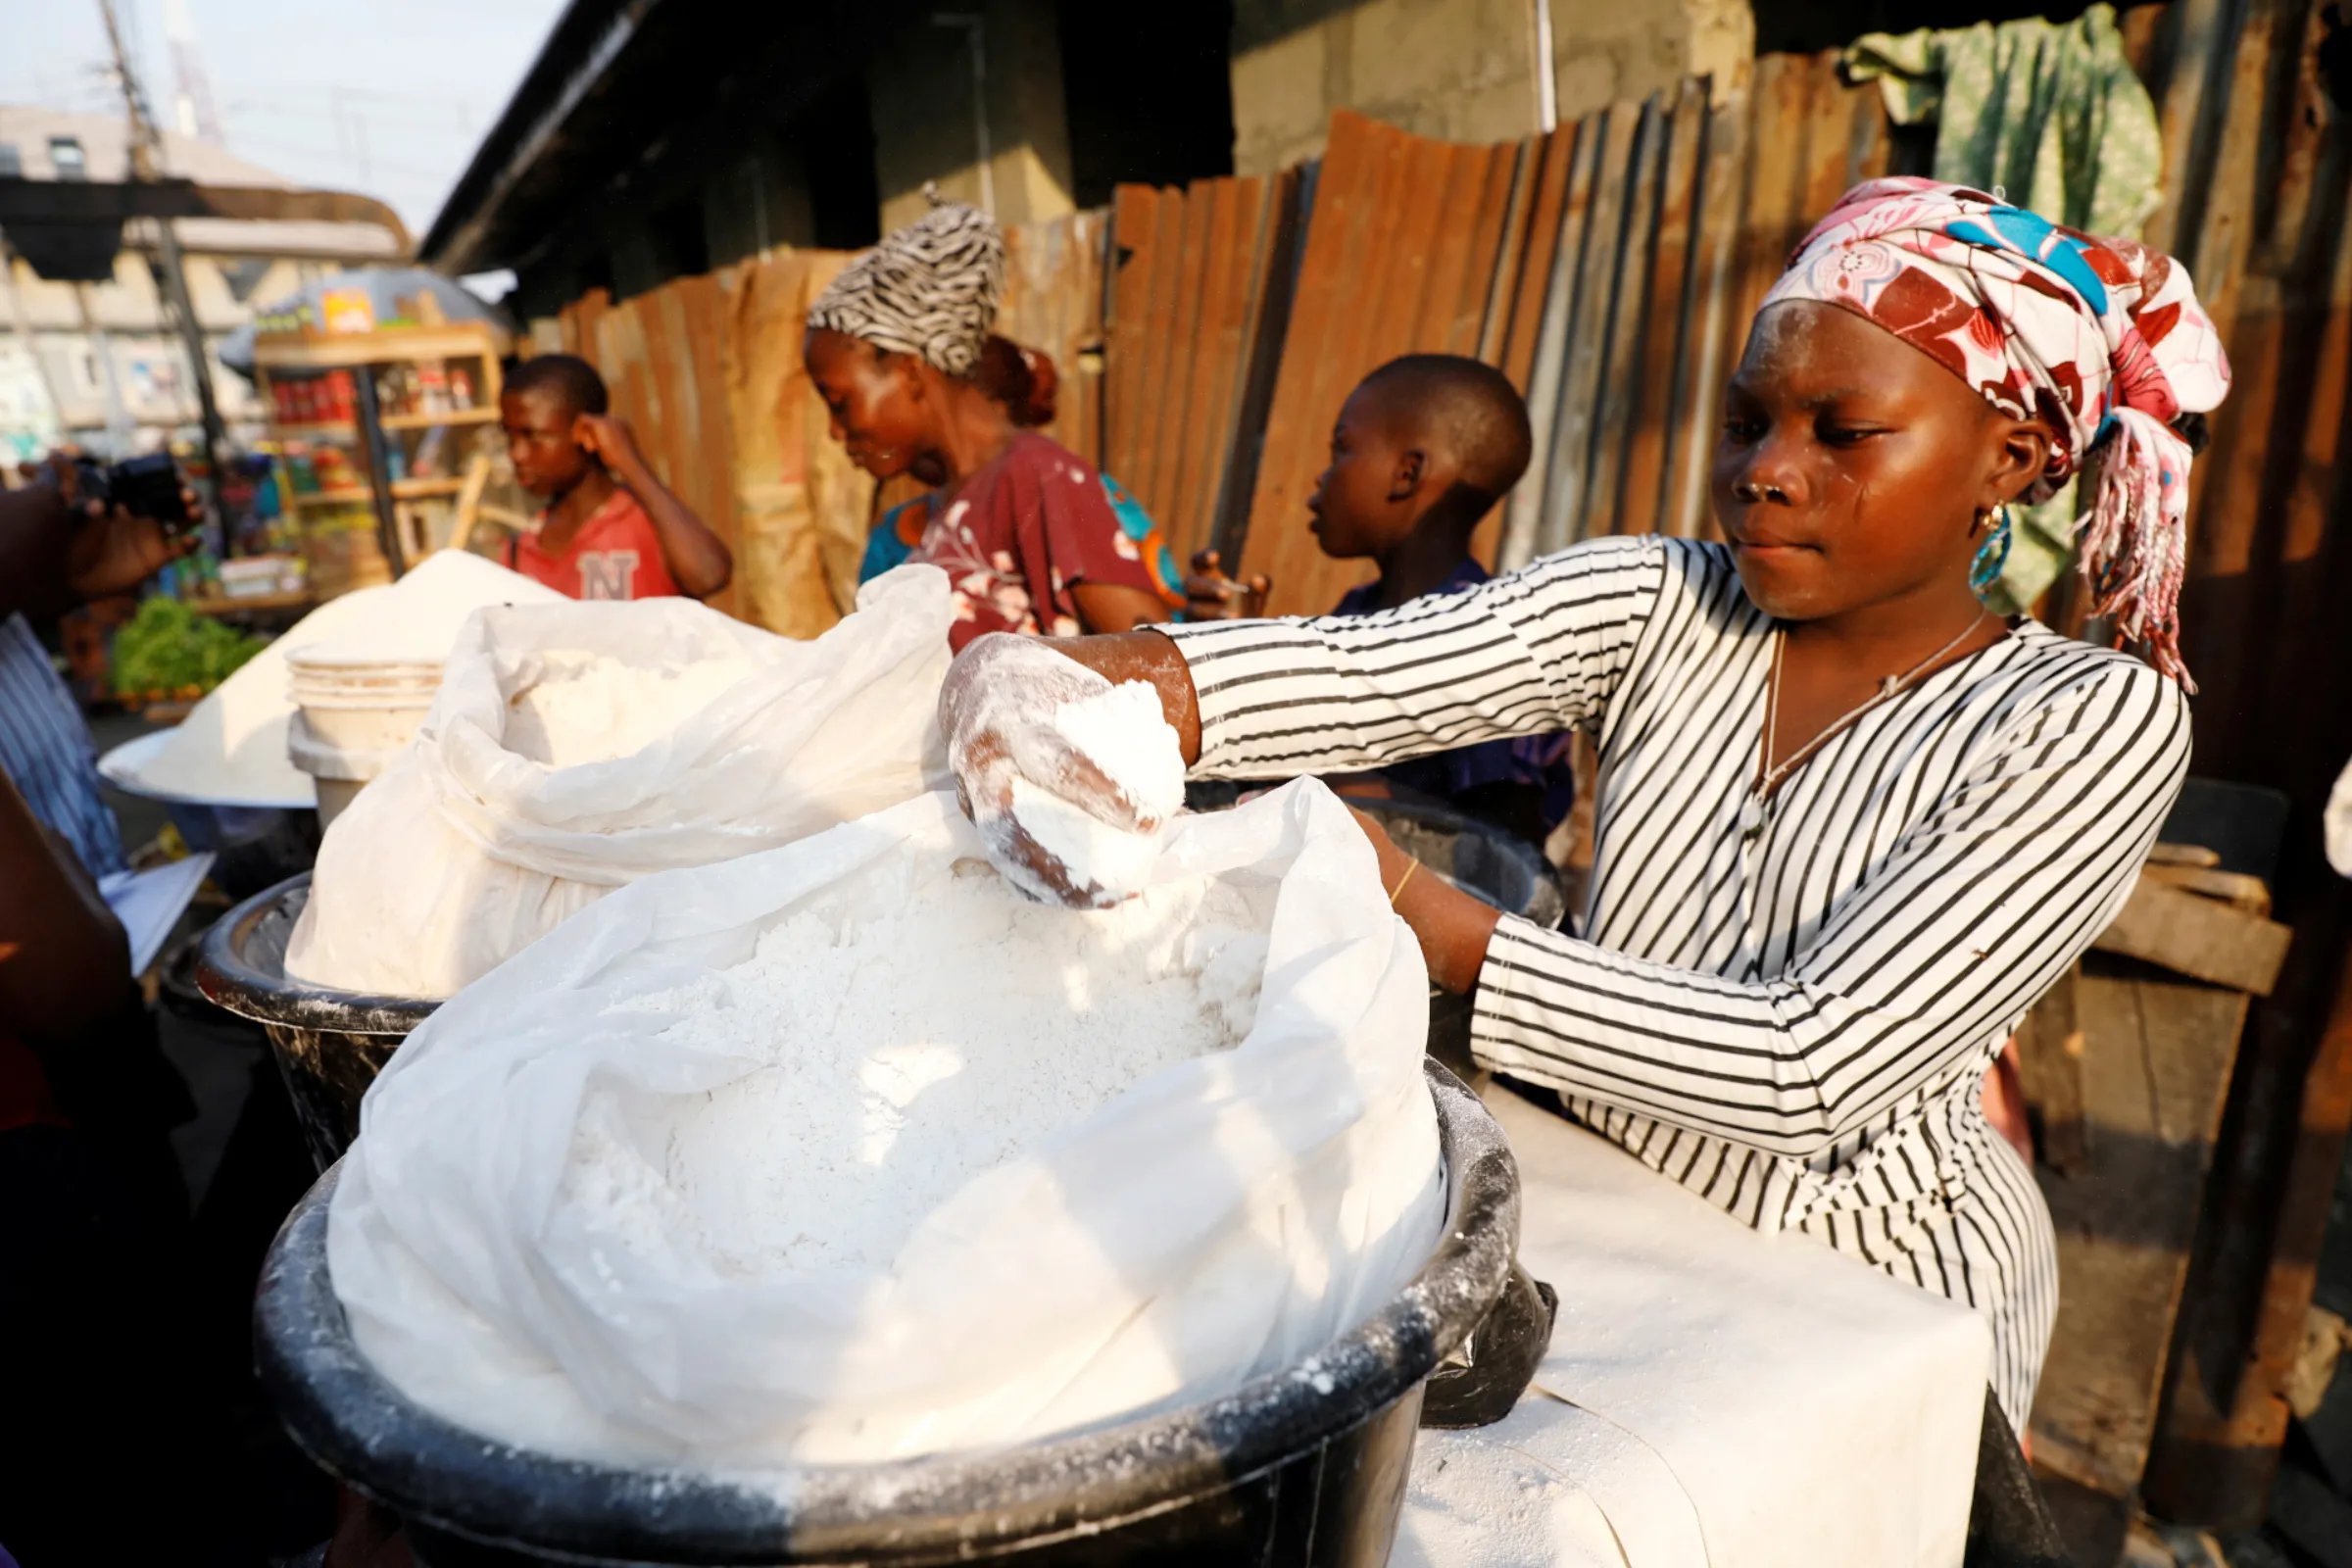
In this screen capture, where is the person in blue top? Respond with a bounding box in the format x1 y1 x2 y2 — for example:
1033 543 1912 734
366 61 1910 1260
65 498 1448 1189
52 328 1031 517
1185 354 1575 849
857 333 1189 614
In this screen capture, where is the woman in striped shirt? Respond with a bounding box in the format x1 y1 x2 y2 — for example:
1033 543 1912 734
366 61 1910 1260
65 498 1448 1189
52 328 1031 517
941 180 2230 1429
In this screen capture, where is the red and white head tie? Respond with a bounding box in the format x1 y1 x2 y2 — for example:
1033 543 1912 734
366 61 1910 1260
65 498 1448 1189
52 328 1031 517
1762 177 2231 688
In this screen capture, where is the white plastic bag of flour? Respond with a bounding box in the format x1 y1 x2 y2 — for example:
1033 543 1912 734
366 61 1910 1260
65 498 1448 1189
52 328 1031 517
283 564 954 998
326 782 1444 1468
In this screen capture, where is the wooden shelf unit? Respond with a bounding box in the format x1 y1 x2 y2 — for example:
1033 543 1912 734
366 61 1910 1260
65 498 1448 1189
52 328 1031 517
381 407 499 430
252 320 510 594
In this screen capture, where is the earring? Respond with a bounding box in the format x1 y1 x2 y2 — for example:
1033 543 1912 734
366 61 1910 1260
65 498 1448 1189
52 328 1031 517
1970 505 2014 597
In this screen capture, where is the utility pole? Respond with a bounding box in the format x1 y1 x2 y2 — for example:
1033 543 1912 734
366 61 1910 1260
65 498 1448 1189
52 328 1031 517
96 0 225 484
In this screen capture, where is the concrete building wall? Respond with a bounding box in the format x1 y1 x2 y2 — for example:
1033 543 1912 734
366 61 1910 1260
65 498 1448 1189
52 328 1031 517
866 0 1076 232
1230 0 1752 174
1 251 275 452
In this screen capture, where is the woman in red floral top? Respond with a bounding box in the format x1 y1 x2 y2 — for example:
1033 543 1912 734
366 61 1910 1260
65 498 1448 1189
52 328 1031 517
804 197 1171 650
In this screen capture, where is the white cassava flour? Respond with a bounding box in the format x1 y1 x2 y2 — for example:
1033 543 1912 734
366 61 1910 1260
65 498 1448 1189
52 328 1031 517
568 853 1272 1276
1005 680 1187 902
328 787 1443 1469
505 652 757 769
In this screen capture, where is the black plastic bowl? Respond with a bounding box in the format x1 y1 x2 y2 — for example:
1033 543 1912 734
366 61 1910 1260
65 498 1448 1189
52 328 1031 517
255 1060 1518 1567
194 873 438 1170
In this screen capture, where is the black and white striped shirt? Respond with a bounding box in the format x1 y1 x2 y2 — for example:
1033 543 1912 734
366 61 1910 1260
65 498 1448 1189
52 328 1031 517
1162 536 2191 1425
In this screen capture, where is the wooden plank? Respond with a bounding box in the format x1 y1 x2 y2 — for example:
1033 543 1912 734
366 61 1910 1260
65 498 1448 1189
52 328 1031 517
1585 94 1670 538
1619 78 1709 539
2142 864 2274 915
1497 114 1602 569
2029 961 2255 1499
2016 962 2089 1173
1543 101 1639 554
2093 876 2294 996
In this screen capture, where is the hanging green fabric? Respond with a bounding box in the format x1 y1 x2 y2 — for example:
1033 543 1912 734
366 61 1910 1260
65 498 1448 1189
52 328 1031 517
1843 5 2164 613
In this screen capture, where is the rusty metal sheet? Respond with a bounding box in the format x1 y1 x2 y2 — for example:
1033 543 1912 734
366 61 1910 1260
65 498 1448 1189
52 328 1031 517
1238 111 1379 602
1585 94 1671 539
1165 177 1250 558
1150 180 1213 548
1413 141 1498 354
1500 114 1603 569
1497 124 1580 391
1104 185 1163 489
1210 164 1308 564
2142 0 2232 257
1002 209 1106 466
1541 101 1641 555
1621 78 1711 538
715 250 868 638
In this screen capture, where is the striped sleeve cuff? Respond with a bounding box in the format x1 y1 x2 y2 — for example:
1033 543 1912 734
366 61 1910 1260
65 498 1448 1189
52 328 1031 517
1157 617 1337 777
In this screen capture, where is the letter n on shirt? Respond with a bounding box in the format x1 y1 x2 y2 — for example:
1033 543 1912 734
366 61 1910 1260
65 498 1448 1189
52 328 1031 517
576 550 641 600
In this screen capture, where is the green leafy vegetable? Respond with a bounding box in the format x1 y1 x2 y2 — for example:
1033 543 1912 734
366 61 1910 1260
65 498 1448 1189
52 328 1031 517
112 596 268 697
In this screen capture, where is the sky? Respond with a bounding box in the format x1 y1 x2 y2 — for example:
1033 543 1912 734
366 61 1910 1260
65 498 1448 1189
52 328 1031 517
0 0 567 242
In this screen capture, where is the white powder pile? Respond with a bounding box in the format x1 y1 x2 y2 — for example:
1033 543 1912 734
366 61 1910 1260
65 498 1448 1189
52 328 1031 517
503 652 756 768
128 550 562 805
563 851 1271 1276
1006 680 1187 903
296 549 568 666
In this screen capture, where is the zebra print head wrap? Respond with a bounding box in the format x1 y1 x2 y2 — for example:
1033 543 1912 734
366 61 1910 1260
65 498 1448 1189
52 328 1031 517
807 193 1004 377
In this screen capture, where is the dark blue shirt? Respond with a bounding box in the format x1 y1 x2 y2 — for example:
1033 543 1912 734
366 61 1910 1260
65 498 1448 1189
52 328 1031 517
1334 561 1577 836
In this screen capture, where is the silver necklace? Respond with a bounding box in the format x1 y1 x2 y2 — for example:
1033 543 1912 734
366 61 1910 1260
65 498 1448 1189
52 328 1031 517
1743 610 1991 830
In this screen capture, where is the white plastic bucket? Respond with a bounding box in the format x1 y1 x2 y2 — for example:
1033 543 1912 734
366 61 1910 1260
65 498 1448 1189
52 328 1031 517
285 652 443 827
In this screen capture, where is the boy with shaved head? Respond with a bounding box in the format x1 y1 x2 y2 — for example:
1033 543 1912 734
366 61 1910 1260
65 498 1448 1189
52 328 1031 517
498 354 733 601
1188 354 1573 845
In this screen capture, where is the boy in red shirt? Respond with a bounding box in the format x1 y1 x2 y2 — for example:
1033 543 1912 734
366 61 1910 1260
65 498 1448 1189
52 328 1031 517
498 355 732 600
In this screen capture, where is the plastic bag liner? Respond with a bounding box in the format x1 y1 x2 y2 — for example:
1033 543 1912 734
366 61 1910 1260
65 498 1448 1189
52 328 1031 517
325 783 1444 1469
283 565 954 999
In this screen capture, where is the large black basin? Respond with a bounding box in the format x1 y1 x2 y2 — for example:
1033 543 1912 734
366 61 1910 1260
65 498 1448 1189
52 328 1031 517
255 1060 1519 1566
194 872 437 1170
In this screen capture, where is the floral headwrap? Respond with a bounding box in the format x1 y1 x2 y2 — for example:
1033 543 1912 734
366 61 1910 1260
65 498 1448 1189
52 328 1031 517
1762 176 2230 685
807 192 1004 377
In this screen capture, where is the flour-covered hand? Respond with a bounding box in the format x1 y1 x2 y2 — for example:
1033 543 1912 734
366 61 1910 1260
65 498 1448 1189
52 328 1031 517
939 634 1184 907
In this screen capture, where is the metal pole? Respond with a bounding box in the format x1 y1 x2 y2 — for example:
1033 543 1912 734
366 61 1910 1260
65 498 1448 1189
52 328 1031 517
97 0 226 485
1529 0 1558 134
